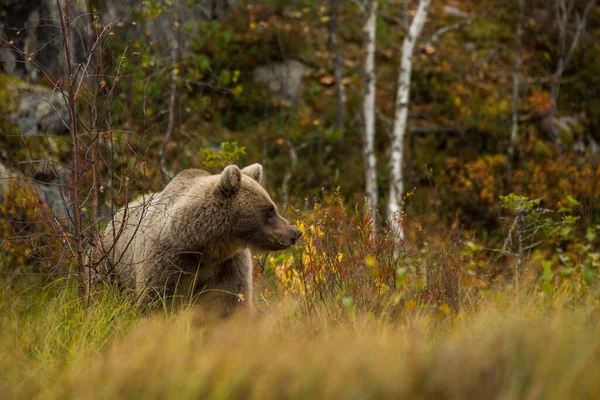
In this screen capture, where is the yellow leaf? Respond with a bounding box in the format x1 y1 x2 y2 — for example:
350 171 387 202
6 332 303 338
439 303 451 315
365 255 376 267
405 300 417 310
233 85 243 97
173 68 179 75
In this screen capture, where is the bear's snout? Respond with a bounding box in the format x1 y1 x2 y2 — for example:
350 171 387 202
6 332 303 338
292 228 302 243
270 222 302 249
281 225 302 247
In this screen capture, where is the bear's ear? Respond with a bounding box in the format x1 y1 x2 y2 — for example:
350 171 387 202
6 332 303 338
218 165 242 197
241 163 263 184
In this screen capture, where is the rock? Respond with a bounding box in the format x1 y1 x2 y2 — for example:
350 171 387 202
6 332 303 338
1 0 235 83
253 60 312 104
7 84 70 135
0 0 90 82
0 159 69 218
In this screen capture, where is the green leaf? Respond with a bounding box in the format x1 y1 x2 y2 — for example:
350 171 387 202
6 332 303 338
558 254 571 264
218 69 231 86
567 195 580 207
542 260 554 282
541 281 554 295
341 296 356 321
583 261 595 285
341 296 354 307
395 267 407 287
559 267 574 276
465 241 482 251
587 228 597 243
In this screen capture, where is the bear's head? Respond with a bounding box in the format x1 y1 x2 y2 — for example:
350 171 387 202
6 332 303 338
216 164 302 251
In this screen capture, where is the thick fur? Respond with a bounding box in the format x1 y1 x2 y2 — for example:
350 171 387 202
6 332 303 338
88 164 300 314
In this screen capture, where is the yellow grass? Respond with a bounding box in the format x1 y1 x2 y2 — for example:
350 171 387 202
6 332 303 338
1 281 600 399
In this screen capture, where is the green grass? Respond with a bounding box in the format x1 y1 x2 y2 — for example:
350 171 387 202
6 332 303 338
1 279 600 399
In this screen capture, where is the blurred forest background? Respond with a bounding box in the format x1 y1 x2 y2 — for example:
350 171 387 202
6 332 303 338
1 1 600 398
1 0 599 298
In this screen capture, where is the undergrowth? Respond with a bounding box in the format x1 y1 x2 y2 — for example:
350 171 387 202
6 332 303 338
1 280 600 399
1 190 599 399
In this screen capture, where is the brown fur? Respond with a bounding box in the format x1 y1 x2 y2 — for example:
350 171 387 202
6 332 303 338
88 164 301 314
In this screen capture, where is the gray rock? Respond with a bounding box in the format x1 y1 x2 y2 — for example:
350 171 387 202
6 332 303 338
1 0 234 83
0 159 70 218
253 60 312 104
7 85 69 135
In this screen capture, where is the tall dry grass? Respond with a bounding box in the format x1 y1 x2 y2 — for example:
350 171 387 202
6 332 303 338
1 280 599 399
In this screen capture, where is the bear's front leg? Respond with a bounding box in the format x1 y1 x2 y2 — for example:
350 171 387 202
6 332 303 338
194 249 253 316
135 252 194 308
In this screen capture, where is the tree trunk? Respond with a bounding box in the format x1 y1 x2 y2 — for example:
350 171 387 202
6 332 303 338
507 0 525 180
160 1 181 188
56 0 85 277
329 0 346 132
388 0 432 242
362 0 378 234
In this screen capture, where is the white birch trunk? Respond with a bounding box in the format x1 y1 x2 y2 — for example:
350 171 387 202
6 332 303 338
362 0 378 232
507 0 524 179
388 0 432 242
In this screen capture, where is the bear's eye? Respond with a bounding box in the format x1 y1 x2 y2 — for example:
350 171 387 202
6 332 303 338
266 207 275 220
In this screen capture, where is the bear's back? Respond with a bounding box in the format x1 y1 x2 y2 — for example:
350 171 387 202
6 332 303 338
163 169 211 196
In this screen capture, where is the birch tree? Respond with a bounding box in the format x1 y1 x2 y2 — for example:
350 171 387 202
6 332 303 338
160 0 181 187
362 0 378 231
388 0 432 241
507 0 525 179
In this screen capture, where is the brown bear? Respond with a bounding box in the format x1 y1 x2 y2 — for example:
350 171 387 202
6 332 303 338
87 164 301 314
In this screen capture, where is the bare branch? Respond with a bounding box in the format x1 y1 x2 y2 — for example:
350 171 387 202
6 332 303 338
421 9 491 51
